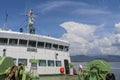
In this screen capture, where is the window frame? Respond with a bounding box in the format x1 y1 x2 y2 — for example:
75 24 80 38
56 61 62 67
19 39 27 46
39 60 46 66
45 43 52 49
64 46 69 52
9 38 18 45
0 38 8 45
37 41 45 48
48 60 54 67
28 40 36 47
59 45 64 51
18 58 27 66
52 44 58 50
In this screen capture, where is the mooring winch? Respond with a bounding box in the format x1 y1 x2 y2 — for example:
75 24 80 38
0 57 39 80
0 56 116 80
78 59 115 80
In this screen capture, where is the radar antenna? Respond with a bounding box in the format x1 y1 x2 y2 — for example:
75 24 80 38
26 9 35 34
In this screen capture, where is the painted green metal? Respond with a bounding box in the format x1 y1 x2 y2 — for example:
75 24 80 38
0 57 114 80
29 59 38 63
0 57 39 80
0 57 14 74
86 59 110 80
78 59 111 80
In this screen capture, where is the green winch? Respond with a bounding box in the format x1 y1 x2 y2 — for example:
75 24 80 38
0 57 116 80
78 59 115 80
0 57 39 80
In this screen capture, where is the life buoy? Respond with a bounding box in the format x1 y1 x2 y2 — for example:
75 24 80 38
60 67 64 73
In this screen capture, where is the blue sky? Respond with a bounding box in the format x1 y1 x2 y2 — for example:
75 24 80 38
1 0 120 55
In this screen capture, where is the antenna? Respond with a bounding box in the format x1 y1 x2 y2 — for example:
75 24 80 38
5 11 8 22
26 9 35 34
3 11 9 31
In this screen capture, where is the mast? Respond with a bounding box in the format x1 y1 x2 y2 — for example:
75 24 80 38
3 12 8 31
26 9 35 34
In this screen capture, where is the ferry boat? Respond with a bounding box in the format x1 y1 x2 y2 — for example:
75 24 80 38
0 9 71 75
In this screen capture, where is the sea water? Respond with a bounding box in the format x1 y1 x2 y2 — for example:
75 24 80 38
110 62 120 80
73 62 120 80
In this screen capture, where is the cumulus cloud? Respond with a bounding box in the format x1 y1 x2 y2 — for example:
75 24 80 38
114 22 120 45
60 21 97 55
60 21 120 55
60 21 96 42
115 22 120 34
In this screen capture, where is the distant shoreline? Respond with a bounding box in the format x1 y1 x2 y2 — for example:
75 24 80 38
70 55 120 62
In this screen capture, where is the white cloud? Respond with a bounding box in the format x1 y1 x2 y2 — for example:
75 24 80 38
73 8 111 15
60 21 120 55
60 21 96 41
60 21 96 55
35 1 88 13
62 33 87 43
115 22 120 34
115 22 120 28
35 0 111 19
114 22 120 44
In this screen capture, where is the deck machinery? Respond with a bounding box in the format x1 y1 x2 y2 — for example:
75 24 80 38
0 57 39 80
78 60 115 80
0 56 115 80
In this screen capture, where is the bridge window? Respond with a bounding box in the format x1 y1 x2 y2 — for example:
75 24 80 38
9 38 18 45
19 39 27 46
37 42 44 48
18 59 27 66
39 60 46 66
59 45 63 51
64 46 69 51
0 38 8 45
52 44 58 50
45 43 51 49
48 60 54 66
28 40 36 47
56 61 61 67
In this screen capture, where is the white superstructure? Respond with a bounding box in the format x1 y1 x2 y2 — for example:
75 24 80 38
0 9 71 75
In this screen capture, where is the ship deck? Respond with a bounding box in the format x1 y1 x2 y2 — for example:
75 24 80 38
39 75 78 80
